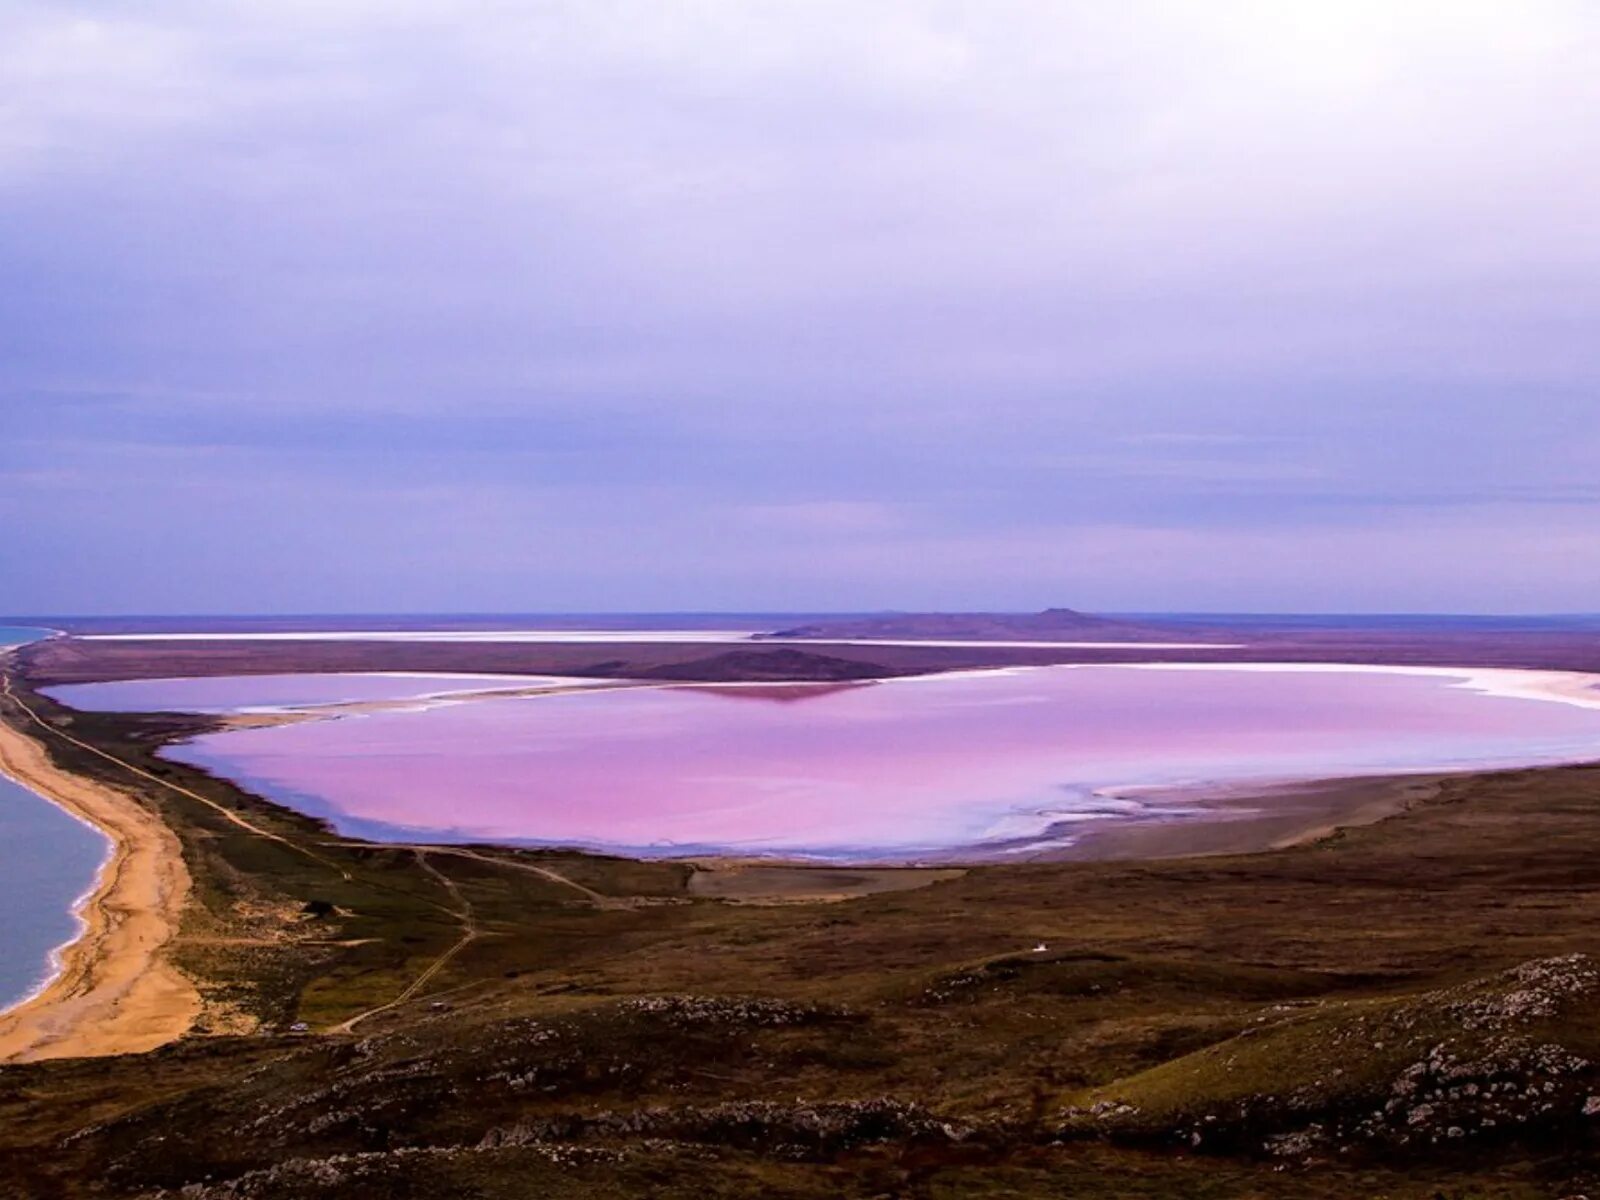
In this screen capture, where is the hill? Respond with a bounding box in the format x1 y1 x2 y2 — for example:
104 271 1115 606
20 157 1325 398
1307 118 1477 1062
763 607 1193 642
633 648 901 682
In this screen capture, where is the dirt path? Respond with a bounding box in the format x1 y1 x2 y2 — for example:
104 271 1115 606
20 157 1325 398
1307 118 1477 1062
0 668 547 1049
3 675 351 880
328 850 480 1033
324 840 626 908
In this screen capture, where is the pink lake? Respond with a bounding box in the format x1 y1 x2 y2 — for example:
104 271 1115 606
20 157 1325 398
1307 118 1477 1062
142 664 1600 860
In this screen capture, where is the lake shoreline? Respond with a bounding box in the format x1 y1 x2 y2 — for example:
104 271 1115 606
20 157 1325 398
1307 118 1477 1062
144 660 1600 864
5 653 1600 1061
1035 771 1449 861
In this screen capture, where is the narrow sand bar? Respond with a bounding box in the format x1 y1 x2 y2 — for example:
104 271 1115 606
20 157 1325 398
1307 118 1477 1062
0 699 198 1062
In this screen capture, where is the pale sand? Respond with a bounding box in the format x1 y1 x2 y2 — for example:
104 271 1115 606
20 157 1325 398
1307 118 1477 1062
0 696 199 1062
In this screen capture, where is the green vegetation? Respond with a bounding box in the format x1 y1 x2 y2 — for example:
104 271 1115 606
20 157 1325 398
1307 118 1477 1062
5 672 1600 1197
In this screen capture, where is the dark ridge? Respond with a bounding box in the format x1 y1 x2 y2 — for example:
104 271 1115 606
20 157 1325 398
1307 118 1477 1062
762 607 1192 641
630 648 902 682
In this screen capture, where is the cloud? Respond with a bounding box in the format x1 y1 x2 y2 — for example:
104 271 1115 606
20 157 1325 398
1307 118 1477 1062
2 2 1598 610
732 501 907 536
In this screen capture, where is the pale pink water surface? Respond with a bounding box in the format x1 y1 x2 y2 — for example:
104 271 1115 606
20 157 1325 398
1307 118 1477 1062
153 665 1600 860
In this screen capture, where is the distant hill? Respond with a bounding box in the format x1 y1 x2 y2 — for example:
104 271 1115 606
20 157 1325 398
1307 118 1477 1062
761 608 1186 642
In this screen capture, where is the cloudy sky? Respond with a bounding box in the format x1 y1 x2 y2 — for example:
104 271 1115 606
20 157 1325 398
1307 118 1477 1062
4 1 1598 614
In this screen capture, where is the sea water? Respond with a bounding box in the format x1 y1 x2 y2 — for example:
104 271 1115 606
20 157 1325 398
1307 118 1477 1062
0 627 110 1013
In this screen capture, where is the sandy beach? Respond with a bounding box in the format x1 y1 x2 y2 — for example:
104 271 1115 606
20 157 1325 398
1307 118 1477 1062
0 696 198 1062
3 653 1597 1063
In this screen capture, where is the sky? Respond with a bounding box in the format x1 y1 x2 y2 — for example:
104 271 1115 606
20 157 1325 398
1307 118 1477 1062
3 0 1599 615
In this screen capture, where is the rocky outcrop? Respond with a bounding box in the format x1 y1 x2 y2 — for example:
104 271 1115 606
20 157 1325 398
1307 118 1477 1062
479 1097 961 1156
1061 955 1600 1161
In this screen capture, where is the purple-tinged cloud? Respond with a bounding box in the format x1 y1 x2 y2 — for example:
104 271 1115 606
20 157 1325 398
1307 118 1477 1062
2 2 1598 612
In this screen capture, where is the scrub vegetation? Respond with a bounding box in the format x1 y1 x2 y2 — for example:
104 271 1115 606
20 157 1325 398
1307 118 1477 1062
6 643 1600 1197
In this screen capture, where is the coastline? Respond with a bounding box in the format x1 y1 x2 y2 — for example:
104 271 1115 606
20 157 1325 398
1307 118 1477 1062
0 771 113 1016
3 651 1598 1061
1037 771 1448 861
979 661 1600 862
0 702 199 1062
162 659 1600 866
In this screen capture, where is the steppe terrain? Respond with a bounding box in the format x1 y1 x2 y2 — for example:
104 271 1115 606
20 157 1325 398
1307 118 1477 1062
4 615 1600 1198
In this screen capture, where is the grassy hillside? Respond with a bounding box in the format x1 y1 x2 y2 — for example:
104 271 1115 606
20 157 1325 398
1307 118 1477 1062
5 669 1600 1196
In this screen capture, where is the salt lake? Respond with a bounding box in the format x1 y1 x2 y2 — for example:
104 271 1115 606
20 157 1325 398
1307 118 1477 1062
47 662 1600 861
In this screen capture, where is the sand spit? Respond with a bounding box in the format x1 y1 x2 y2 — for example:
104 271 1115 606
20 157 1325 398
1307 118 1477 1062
0 695 198 1062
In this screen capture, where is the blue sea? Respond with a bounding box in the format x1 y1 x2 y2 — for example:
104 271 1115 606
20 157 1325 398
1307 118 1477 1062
0 626 109 1014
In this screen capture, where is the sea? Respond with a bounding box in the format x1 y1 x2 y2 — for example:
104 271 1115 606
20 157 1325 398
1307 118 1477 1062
0 627 110 1015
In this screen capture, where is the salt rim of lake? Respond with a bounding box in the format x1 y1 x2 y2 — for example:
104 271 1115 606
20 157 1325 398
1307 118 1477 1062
148 660 1600 863
1086 661 1600 710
